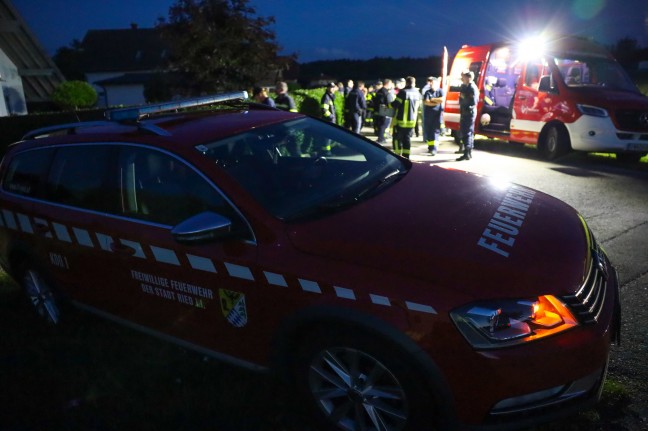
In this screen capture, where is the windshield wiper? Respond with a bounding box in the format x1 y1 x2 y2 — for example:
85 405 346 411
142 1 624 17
283 169 407 222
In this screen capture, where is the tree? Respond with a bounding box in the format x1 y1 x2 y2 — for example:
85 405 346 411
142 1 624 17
157 0 294 95
51 81 98 111
52 39 86 81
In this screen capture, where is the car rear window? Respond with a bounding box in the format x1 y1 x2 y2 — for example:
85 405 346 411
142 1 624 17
2 148 55 198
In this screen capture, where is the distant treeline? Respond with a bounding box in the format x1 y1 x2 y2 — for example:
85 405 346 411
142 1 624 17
297 56 443 87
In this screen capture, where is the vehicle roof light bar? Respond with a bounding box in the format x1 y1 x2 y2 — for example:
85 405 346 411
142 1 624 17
105 91 249 122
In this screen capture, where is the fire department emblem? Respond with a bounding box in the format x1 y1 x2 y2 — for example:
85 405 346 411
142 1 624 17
219 289 247 327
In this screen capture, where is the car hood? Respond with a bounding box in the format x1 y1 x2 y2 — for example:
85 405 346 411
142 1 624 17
287 164 590 300
572 87 648 109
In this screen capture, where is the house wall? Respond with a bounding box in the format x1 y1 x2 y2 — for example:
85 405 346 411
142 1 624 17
104 84 145 107
0 48 28 116
86 72 122 107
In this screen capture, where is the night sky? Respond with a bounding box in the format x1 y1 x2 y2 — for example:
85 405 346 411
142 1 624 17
11 0 648 62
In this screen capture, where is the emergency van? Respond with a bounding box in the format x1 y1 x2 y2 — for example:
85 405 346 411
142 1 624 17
443 36 648 161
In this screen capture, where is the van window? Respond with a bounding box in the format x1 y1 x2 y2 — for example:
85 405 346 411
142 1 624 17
556 57 639 92
2 148 55 198
449 61 482 91
47 145 119 213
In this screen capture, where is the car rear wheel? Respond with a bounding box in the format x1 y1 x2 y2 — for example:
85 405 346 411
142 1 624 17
20 267 60 325
293 327 438 431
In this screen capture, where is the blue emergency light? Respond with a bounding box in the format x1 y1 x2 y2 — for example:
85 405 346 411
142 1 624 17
105 91 249 121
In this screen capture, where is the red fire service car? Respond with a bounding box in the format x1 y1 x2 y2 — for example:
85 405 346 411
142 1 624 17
443 35 648 162
0 92 620 431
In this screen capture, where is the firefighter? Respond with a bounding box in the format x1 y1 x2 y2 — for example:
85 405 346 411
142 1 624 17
423 77 444 155
275 81 297 112
345 81 367 134
320 82 337 123
391 76 421 159
457 70 479 161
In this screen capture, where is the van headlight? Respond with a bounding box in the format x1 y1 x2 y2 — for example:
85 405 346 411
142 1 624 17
577 104 608 117
450 295 578 349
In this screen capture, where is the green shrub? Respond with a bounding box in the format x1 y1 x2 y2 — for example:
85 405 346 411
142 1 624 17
51 81 98 110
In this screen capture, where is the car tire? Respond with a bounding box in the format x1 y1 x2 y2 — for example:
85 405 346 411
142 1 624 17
541 126 570 160
19 265 61 325
292 326 440 431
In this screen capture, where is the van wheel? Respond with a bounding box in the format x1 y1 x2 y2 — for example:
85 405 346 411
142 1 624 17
541 126 569 160
20 267 60 325
292 327 439 431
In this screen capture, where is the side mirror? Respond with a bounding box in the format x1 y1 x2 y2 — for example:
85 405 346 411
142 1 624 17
171 211 233 244
538 75 555 93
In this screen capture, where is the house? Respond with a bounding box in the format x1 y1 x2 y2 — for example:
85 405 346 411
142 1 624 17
80 25 170 108
0 0 65 115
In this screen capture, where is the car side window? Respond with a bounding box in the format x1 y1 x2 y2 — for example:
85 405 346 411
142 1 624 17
120 147 245 230
46 145 119 213
2 148 55 198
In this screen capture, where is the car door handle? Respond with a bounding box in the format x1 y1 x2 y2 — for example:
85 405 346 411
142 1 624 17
110 241 136 256
33 222 51 235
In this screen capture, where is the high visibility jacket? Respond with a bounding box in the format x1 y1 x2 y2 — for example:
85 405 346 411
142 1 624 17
320 92 336 123
393 87 421 129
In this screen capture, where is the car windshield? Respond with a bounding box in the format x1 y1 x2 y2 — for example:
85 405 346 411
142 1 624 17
196 117 407 221
555 56 640 93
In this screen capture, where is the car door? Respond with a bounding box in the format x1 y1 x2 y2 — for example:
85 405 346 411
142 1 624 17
104 145 261 362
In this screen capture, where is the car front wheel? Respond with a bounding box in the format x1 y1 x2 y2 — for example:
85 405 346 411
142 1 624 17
293 327 439 431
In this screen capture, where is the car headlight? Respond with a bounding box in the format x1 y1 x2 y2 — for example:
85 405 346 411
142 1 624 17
576 104 608 117
450 295 578 349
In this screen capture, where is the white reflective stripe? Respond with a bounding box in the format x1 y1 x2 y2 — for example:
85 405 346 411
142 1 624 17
120 239 146 258
150 246 180 265
73 227 93 247
225 262 254 280
264 271 287 287
2 210 17 230
95 233 113 252
370 294 391 306
334 286 356 300
52 222 71 242
17 213 33 233
510 118 544 134
187 254 216 272
405 301 437 314
299 279 321 294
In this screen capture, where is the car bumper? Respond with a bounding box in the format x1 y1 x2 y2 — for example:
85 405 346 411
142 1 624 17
435 258 620 430
566 115 648 153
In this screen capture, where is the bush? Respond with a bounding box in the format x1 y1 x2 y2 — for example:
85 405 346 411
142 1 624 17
51 81 98 110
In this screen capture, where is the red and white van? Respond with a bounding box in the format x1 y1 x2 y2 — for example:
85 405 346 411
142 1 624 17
443 36 648 161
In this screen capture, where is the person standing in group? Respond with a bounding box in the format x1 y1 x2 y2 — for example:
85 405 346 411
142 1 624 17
391 78 407 154
423 76 445 155
252 86 276 108
420 76 434 142
457 70 479 161
345 81 367 134
320 82 338 124
275 81 297 112
342 79 354 129
373 79 394 145
391 76 421 159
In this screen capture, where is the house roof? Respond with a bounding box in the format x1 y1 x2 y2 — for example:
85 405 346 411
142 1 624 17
0 0 65 102
80 27 169 73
